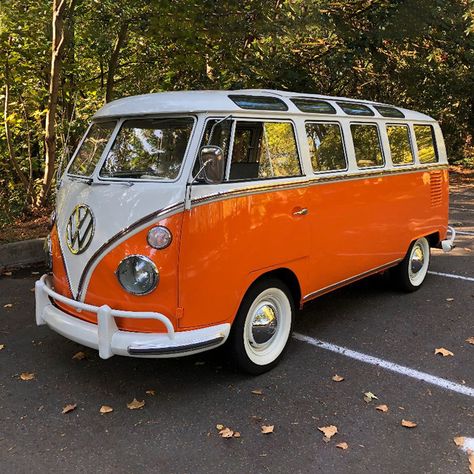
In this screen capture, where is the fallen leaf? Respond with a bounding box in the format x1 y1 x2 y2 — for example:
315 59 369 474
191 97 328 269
219 427 234 438
466 337 474 345
72 351 86 360
376 404 389 413
261 425 274 434
454 436 465 447
216 424 224 430
251 389 263 395
401 419 417 428
363 391 378 403
62 403 77 414
145 389 156 396
435 347 454 357
20 372 35 381
332 374 344 382
99 405 113 414
318 425 338 439
446 298 454 302
469 452 474 474
3 271 12 276
464 248 472 253
31 271 40 275
4 304 13 308
336 442 349 450
233 431 241 438
0 344 4 351
127 398 145 410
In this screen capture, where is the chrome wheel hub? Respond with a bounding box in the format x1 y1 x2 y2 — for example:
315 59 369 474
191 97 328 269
410 245 424 274
250 302 278 346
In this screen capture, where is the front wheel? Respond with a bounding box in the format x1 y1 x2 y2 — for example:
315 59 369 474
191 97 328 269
227 278 295 375
391 237 430 292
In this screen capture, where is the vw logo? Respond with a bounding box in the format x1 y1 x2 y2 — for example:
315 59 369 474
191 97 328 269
66 204 95 255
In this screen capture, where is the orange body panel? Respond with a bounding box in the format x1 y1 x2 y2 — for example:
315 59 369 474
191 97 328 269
52 167 448 334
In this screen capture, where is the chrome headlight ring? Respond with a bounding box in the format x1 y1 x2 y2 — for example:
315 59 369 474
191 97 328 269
116 255 159 296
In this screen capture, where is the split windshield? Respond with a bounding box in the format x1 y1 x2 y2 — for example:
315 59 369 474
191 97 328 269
100 117 194 180
68 117 194 180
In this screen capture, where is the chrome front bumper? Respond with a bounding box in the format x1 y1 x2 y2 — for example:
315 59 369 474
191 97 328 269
35 275 230 359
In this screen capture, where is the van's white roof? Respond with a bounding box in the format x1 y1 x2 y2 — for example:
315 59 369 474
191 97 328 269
93 89 434 121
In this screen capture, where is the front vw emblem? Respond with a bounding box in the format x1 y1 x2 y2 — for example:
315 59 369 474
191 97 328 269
66 204 95 254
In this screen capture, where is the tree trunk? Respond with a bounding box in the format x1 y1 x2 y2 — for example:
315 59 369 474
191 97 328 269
37 0 69 207
105 23 128 103
3 37 33 205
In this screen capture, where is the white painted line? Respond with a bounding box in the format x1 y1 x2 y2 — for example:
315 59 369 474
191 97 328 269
461 437 474 453
293 332 474 398
428 271 474 282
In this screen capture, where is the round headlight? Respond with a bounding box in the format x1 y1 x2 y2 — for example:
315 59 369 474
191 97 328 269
147 226 172 249
116 255 159 295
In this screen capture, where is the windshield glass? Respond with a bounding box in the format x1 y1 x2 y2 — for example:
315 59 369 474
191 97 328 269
68 121 116 176
99 117 194 180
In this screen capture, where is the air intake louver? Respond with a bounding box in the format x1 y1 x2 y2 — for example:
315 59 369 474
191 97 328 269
430 171 443 207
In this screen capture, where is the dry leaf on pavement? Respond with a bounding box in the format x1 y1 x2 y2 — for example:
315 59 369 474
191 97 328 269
216 424 224 430
363 391 378 403
99 405 113 414
4 304 13 308
469 452 474 474
376 404 389 413
261 425 274 434
3 272 12 276
401 419 417 428
219 427 234 438
146 389 156 396
251 389 263 395
454 436 465 447
318 425 338 439
466 337 474 345
0 344 5 351
332 375 344 382
72 351 86 360
336 442 348 450
62 403 77 414
446 298 454 302
127 398 145 410
434 347 454 357
20 372 35 381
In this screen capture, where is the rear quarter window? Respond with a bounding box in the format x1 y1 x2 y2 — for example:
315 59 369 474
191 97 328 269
414 125 438 163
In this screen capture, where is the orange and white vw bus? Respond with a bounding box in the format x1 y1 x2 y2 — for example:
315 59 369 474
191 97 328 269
35 90 455 373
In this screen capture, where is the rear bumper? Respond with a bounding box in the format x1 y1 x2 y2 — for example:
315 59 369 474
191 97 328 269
35 275 230 359
440 226 456 252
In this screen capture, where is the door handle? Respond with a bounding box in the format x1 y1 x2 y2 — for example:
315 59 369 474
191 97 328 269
293 207 308 216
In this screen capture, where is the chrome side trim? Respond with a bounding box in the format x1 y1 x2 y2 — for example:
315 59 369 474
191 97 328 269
302 259 402 302
190 164 448 209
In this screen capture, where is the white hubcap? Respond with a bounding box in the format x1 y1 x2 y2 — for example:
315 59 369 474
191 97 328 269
243 288 292 366
408 238 430 286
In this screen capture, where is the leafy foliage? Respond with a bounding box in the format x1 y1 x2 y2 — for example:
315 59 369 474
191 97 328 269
0 0 473 226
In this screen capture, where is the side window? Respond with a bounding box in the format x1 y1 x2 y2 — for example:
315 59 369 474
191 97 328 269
386 124 414 165
193 119 232 178
229 121 301 180
305 122 346 172
414 125 438 163
350 124 384 168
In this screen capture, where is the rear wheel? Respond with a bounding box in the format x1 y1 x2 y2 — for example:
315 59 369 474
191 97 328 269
227 278 294 375
391 237 430 292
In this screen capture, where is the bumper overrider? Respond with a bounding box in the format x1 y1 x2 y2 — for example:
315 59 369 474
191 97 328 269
35 275 230 359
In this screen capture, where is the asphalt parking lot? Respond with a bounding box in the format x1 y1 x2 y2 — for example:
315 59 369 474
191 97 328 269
1 183 473 474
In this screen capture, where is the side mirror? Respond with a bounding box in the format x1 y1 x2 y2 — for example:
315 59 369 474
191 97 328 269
199 146 225 184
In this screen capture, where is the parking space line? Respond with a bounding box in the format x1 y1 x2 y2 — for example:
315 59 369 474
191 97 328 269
428 271 474 282
293 333 474 398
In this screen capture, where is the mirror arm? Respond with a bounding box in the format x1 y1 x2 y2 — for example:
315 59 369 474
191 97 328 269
185 158 212 211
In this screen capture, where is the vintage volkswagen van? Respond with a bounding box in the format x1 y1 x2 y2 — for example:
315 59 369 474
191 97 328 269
35 90 455 373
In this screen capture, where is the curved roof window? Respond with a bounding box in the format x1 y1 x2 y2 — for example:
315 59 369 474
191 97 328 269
229 95 288 111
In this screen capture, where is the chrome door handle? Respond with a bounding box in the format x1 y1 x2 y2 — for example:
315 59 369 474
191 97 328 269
293 208 308 216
